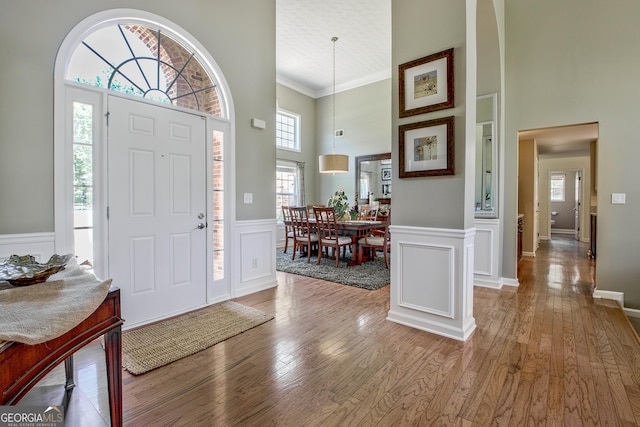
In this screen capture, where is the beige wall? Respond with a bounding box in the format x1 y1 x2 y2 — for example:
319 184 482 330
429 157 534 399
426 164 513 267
477 0 501 97
392 0 469 230
518 139 536 254
316 79 392 207
276 84 318 205
0 0 276 233
505 0 640 307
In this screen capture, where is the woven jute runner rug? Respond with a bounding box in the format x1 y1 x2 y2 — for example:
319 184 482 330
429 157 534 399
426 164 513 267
122 301 273 375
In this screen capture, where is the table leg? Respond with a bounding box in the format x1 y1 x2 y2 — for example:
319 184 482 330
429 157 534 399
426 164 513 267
348 232 366 266
104 327 123 427
64 355 76 391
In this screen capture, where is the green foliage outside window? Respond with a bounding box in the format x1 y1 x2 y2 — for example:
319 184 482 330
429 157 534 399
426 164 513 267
73 102 93 208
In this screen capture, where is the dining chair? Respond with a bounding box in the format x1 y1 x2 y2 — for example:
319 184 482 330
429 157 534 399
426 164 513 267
313 206 353 267
289 206 318 262
281 205 294 253
307 204 324 219
357 205 378 220
358 210 391 268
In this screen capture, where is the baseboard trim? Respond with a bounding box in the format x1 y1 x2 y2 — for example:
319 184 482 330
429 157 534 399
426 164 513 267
474 277 502 289
551 229 575 235
475 276 520 289
473 277 519 289
624 307 640 319
501 277 520 287
593 289 624 306
234 276 278 299
386 309 476 342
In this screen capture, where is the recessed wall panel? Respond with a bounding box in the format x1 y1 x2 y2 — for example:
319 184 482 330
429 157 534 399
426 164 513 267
474 229 493 276
240 229 273 283
171 233 191 286
170 154 190 215
130 236 155 294
129 150 155 216
169 122 191 142
129 114 155 136
399 243 453 318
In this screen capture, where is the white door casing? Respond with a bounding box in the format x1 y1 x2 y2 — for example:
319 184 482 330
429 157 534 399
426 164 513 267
575 171 582 241
108 95 207 326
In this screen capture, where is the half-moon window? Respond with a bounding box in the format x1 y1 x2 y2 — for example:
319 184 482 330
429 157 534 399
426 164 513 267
67 23 222 116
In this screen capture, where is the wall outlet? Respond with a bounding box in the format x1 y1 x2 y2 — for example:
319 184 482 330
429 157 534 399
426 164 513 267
251 258 258 268
244 193 253 204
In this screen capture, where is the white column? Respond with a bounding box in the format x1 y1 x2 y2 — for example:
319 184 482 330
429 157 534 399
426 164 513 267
387 225 476 341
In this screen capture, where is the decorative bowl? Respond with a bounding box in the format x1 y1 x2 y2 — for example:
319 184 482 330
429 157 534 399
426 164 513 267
0 254 74 286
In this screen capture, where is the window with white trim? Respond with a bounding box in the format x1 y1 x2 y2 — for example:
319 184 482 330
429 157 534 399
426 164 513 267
550 174 566 202
276 161 298 221
276 110 300 151
67 23 222 116
73 101 95 265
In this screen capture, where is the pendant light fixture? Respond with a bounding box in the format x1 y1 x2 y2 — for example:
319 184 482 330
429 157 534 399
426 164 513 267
319 36 349 174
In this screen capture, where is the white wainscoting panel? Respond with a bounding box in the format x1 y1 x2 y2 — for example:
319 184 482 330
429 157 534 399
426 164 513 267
276 222 286 249
387 225 476 341
0 233 56 262
473 218 503 289
398 243 454 318
232 219 278 298
474 229 493 276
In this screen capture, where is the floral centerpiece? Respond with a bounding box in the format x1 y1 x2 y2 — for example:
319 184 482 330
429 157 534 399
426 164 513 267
327 189 350 221
349 205 359 220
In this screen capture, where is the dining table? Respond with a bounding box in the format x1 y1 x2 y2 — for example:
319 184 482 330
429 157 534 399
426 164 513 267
285 218 386 266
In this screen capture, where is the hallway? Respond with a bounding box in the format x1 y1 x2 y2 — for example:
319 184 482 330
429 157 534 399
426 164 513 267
519 235 595 295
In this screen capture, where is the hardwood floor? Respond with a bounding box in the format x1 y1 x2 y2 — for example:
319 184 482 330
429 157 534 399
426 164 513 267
22 236 640 426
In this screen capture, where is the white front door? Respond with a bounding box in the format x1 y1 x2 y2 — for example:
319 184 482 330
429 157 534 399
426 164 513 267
108 95 207 326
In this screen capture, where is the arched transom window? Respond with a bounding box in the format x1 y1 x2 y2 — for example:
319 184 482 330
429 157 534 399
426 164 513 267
67 23 222 116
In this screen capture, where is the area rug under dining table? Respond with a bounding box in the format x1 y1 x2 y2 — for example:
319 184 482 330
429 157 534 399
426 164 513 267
276 249 390 290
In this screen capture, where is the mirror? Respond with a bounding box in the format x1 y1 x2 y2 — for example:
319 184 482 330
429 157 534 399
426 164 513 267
475 93 498 218
355 153 391 205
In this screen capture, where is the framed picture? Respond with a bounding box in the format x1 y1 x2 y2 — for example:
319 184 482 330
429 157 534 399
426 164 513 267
382 183 391 195
399 48 454 117
399 116 454 178
381 168 392 181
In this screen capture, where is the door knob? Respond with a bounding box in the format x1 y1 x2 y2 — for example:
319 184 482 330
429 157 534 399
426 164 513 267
196 223 206 229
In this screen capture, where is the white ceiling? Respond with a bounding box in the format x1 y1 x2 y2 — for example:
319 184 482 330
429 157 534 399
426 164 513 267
276 0 391 98
519 123 598 156
276 2 598 156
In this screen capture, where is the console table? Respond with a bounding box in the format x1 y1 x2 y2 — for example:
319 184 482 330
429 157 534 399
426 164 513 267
0 287 123 426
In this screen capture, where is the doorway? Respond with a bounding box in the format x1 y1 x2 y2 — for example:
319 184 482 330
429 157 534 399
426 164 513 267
548 169 583 241
517 122 598 264
54 10 234 327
